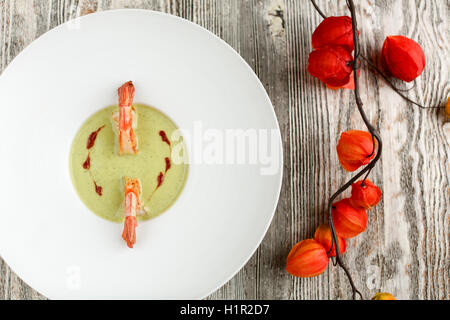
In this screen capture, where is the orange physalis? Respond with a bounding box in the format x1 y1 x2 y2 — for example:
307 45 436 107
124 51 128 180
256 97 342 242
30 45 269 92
307 45 354 88
337 130 376 172
350 179 382 210
312 16 357 52
381 35 426 82
314 223 346 257
332 199 368 239
286 239 329 278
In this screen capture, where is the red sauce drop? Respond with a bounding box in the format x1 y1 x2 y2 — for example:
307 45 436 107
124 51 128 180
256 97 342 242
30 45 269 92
156 172 164 188
87 125 105 149
83 124 105 196
165 157 171 173
82 153 91 170
159 130 171 146
94 181 103 196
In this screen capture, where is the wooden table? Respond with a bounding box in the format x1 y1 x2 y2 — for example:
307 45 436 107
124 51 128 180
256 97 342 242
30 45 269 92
0 0 448 300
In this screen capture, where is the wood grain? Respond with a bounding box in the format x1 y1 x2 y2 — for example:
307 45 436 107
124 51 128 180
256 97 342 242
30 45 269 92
0 0 448 300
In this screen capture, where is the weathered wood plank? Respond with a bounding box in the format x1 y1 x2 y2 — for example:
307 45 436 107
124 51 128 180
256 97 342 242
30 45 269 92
286 0 450 300
0 0 448 300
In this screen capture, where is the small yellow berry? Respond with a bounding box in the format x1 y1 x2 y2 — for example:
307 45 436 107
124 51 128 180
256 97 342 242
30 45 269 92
445 97 450 119
372 292 396 300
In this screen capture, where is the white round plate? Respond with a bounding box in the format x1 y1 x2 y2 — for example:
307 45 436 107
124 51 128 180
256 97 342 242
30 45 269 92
0 10 282 299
